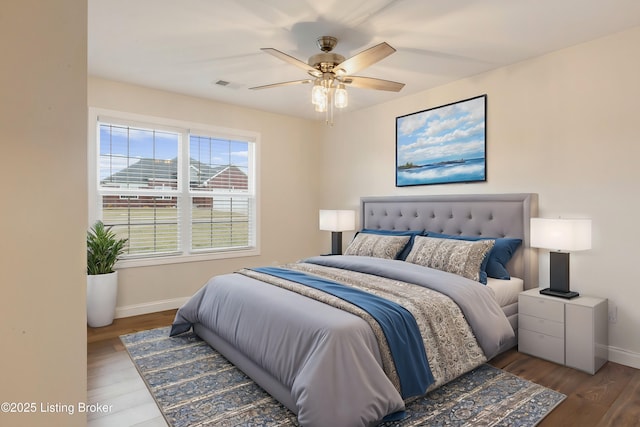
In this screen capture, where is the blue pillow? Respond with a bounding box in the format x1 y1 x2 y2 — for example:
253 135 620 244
357 229 424 260
425 232 522 281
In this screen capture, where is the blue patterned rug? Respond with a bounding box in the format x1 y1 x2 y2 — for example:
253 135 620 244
121 327 565 427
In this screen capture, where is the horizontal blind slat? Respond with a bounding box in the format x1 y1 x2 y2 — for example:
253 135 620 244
190 196 253 251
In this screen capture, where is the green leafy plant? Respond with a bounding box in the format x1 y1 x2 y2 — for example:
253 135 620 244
87 220 128 275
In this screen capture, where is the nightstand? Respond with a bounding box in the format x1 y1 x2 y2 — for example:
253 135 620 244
518 288 608 374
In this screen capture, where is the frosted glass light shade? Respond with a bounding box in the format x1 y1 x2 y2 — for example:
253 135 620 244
311 81 326 105
530 218 592 251
319 210 356 232
334 84 348 108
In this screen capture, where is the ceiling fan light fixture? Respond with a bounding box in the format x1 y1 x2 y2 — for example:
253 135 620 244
334 84 348 109
254 36 403 125
314 97 327 112
311 80 327 106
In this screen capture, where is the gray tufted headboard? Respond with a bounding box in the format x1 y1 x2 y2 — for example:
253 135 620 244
360 193 538 289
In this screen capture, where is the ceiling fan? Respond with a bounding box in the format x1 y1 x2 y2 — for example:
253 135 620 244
250 36 405 122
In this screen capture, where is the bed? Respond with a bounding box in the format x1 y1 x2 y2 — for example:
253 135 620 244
171 193 538 427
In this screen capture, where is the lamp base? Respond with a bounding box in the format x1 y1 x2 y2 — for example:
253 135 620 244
539 287 580 299
331 231 343 255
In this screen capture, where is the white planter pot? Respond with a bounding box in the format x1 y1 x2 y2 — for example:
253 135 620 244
87 271 118 327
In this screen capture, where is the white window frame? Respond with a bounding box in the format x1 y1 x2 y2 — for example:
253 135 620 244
88 107 260 268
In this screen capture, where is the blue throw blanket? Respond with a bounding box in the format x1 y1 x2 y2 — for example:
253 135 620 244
252 266 434 399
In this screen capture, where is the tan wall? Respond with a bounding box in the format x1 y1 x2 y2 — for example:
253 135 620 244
319 26 640 367
88 77 324 312
0 1 88 426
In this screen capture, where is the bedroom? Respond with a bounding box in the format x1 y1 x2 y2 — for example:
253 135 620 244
3 1 640 426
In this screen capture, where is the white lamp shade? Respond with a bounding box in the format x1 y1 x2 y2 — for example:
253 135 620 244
530 218 592 251
319 210 356 232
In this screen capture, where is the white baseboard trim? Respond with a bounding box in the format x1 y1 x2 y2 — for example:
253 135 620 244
115 297 189 319
608 345 640 370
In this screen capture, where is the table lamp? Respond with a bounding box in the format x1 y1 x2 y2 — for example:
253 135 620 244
530 217 592 299
319 210 356 255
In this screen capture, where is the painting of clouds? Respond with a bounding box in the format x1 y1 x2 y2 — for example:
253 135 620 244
396 95 486 186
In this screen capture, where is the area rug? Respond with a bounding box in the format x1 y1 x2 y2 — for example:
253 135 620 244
121 327 565 427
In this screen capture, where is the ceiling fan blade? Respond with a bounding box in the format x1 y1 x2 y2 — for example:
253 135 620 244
333 42 396 76
249 79 312 90
261 48 322 77
343 76 405 92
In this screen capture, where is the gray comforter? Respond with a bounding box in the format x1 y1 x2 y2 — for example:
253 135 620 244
171 255 514 427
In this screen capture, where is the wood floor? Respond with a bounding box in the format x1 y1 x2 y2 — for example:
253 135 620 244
87 310 640 427
87 311 176 427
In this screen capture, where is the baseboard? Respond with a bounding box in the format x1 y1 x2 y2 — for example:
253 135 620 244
608 345 640 370
115 297 189 319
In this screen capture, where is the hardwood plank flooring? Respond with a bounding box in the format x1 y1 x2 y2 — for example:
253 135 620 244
489 348 640 426
87 311 176 427
87 310 640 426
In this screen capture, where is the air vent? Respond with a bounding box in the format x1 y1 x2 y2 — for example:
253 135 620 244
215 80 230 87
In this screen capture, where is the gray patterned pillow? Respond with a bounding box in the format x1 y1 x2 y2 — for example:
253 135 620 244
405 236 495 282
344 233 411 260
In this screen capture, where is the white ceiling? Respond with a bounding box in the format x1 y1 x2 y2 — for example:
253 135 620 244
89 0 640 121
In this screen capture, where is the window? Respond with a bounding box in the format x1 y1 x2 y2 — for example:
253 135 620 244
90 110 258 266
189 135 252 252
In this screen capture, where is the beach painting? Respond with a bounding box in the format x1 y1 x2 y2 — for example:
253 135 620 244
396 95 486 186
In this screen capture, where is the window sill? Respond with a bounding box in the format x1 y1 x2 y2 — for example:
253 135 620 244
115 247 260 269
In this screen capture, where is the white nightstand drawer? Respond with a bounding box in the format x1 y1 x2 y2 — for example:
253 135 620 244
518 329 565 365
518 288 607 374
519 294 564 322
519 314 564 338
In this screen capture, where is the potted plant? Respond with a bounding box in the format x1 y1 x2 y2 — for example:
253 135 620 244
86 220 127 327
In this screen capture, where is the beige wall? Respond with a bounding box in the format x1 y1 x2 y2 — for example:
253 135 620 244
88 78 324 312
320 26 640 367
0 1 88 426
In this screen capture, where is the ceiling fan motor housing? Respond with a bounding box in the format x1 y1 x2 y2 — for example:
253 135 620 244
308 52 345 73
307 36 345 74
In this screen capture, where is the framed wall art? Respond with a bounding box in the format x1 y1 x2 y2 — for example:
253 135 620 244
396 94 486 187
